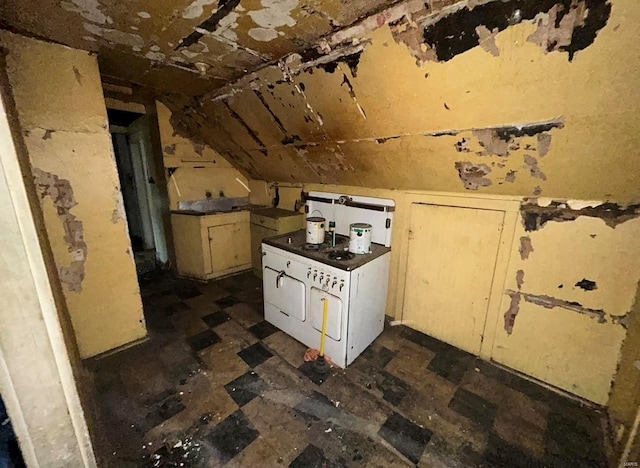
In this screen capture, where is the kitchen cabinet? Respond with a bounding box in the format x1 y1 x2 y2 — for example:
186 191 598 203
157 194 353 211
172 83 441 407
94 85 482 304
250 208 303 277
171 210 250 280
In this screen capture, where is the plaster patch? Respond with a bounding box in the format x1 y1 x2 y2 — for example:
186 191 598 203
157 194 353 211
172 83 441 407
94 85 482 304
454 161 492 190
249 27 279 42
527 4 584 55
519 236 534 260
503 290 521 335
183 0 217 20
537 133 552 157
516 269 525 290
82 35 98 42
476 25 500 56
524 154 547 180
62 0 112 24
33 168 87 293
137 11 151 19
83 23 144 48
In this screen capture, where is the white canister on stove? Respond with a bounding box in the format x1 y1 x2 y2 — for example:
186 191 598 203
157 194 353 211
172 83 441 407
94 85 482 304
349 223 372 254
306 217 326 244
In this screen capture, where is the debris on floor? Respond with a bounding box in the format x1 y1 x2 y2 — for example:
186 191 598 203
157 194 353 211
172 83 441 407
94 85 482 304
87 271 609 467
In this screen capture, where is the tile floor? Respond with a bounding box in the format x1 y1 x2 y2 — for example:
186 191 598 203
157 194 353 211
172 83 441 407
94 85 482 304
88 271 609 467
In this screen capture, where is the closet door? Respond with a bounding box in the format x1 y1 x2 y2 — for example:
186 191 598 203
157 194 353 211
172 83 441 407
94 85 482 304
402 203 504 355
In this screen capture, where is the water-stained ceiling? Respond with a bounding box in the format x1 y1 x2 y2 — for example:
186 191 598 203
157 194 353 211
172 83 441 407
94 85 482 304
0 0 401 95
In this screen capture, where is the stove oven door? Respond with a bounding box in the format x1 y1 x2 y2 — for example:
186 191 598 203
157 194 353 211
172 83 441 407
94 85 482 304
310 288 343 341
263 267 306 321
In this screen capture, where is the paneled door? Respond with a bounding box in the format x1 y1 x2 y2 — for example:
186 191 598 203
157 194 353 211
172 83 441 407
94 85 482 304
402 203 505 355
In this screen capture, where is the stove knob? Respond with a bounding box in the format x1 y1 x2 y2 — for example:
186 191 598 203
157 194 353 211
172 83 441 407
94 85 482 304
313 273 317 280
325 278 330 287
307 270 312 278
332 280 337 288
340 281 345 291
319 274 324 283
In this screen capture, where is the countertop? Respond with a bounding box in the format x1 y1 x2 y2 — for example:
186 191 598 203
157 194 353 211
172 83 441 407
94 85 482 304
170 204 265 216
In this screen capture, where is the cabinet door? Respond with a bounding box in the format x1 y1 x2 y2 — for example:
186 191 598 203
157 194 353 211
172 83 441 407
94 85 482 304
263 267 306 321
402 203 504 355
208 222 250 274
250 224 277 275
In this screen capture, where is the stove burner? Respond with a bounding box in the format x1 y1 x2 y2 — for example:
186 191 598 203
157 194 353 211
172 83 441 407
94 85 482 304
302 243 322 251
327 250 355 262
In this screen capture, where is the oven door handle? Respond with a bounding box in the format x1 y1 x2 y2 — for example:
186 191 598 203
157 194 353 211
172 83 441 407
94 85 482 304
276 270 286 289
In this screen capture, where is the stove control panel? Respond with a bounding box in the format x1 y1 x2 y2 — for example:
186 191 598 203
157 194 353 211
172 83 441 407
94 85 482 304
307 268 346 292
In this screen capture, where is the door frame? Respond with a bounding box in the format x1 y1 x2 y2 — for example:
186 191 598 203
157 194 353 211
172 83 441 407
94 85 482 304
396 193 520 359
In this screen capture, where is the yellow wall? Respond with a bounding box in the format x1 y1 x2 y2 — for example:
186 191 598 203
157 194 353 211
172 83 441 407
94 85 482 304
1 31 146 358
156 101 250 210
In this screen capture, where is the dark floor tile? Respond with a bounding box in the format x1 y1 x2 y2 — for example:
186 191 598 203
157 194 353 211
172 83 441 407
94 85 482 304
141 395 186 433
401 327 452 353
163 301 190 316
144 311 176 335
187 329 221 352
248 320 279 340
294 391 343 422
215 295 242 309
238 342 273 368
298 361 334 385
378 412 433 464
449 387 498 429
175 286 203 300
202 310 232 328
378 370 409 406
206 410 259 464
483 433 544 468
545 412 606 467
289 444 342 468
428 347 472 384
363 343 396 368
224 371 266 407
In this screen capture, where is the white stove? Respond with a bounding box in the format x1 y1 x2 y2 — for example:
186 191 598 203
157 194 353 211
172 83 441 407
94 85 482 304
261 192 395 368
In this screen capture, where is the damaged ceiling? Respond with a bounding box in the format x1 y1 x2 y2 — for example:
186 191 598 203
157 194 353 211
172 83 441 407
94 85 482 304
3 0 631 200
0 0 406 95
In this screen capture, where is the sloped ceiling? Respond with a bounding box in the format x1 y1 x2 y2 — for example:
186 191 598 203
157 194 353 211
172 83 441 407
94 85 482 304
157 0 635 202
0 0 401 95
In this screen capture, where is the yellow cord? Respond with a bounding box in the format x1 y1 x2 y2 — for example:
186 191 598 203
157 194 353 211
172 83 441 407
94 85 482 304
319 297 329 357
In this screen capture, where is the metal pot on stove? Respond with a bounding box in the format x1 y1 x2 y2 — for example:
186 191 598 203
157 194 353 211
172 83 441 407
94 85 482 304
306 217 326 244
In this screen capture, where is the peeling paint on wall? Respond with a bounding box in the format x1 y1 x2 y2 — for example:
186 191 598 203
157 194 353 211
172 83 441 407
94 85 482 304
421 0 611 62
575 278 597 291
521 201 640 231
502 287 626 335
455 161 492 190
516 269 525 289
476 25 500 56
519 236 534 260
523 154 547 181
32 167 87 293
504 290 521 335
